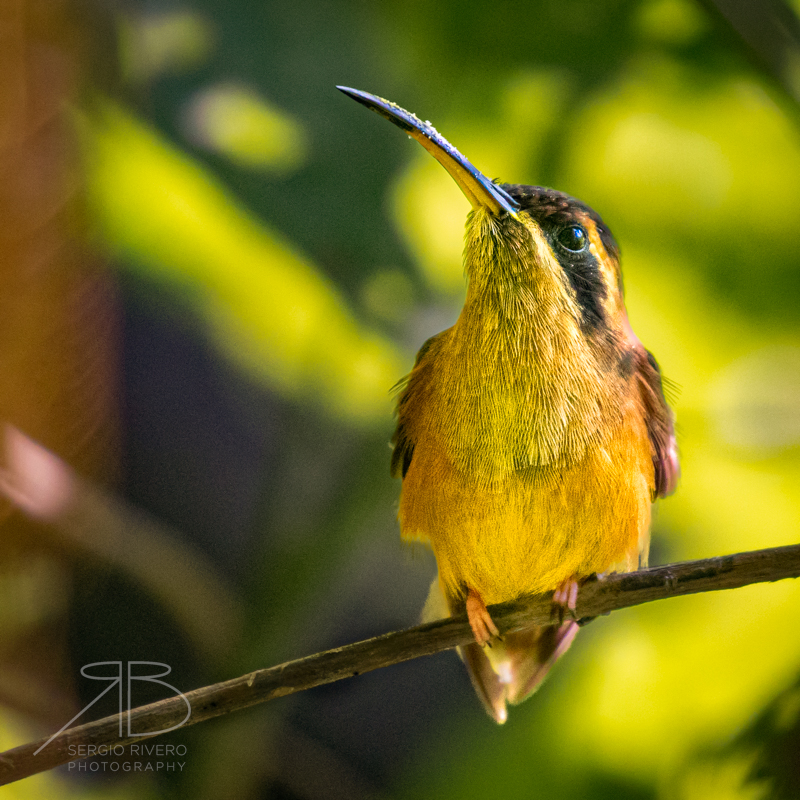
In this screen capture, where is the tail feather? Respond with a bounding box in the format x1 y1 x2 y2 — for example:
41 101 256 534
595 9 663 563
423 576 578 722
461 622 578 722
503 622 578 704
461 641 510 723
466 621 578 721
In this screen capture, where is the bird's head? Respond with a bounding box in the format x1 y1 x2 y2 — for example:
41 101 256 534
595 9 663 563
338 87 630 350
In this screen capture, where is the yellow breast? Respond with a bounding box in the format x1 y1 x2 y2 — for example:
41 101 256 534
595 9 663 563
394 209 657 607
398 396 653 605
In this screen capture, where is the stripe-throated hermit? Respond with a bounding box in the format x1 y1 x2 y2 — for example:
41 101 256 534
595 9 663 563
338 86 678 723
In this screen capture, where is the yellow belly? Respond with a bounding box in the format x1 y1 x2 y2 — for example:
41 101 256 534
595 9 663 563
398 410 654 606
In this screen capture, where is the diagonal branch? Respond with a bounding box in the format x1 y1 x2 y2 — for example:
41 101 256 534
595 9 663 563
2 542 800 785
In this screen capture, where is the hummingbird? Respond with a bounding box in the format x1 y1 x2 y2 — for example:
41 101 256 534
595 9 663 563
338 86 678 723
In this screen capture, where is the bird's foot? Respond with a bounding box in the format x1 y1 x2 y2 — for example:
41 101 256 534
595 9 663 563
552 577 579 622
466 588 500 647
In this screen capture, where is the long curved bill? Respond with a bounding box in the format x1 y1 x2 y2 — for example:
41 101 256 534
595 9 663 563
337 86 519 219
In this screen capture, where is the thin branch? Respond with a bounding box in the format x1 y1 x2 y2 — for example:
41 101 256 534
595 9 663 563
2 543 800 785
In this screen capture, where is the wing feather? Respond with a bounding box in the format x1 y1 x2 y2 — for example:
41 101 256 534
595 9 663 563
390 333 442 479
636 349 679 498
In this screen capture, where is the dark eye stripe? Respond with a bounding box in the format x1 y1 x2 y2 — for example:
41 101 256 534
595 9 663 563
501 183 612 334
561 255 607 333
543 224 607 334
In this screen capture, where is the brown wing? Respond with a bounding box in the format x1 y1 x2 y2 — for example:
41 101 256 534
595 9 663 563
635 348 679 498
390 333 442 479
390 417 414 479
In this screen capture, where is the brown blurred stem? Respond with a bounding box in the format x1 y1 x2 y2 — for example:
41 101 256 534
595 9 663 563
699 0 800 108
2 542 800 785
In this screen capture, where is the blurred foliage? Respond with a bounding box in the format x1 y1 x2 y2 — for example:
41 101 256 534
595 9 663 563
2 0 800 798
83 101 403 422
671 673 800 799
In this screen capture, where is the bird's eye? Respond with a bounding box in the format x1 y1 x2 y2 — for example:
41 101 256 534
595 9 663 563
557 225 587 253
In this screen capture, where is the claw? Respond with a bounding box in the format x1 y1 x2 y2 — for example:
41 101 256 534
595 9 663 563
568 580 578 610
466 588 500 646
552 577 580 622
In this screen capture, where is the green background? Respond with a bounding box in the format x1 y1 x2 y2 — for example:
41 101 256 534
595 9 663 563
5 0 800 798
